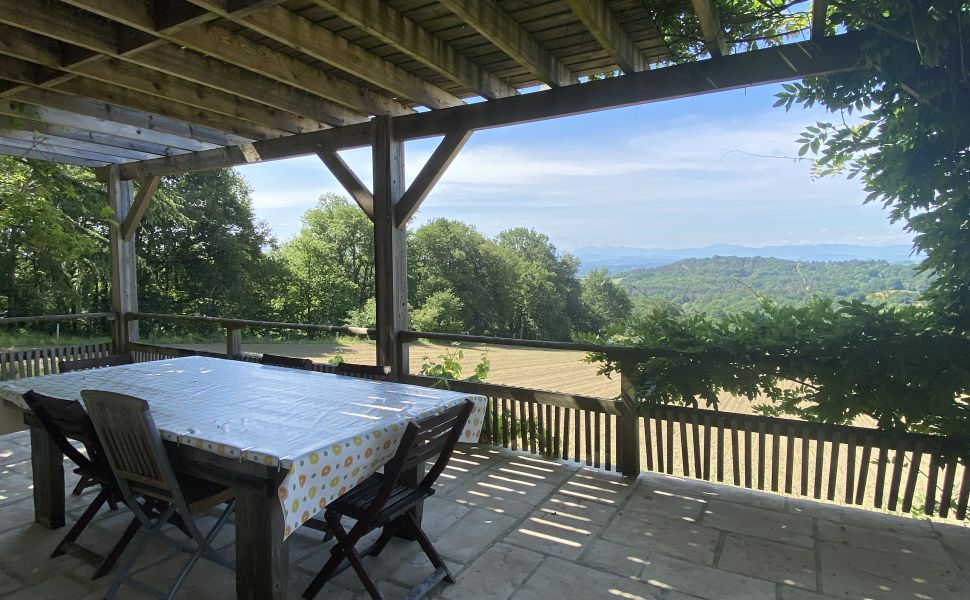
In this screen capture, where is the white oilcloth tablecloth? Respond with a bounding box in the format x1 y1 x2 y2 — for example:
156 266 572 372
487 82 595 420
0 356 487 539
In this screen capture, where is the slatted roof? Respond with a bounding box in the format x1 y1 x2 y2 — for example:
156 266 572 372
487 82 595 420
0 0 857 175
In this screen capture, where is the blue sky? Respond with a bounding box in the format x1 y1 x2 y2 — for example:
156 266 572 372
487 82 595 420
238 83 912 252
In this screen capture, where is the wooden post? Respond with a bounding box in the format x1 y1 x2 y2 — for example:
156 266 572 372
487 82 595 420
107 165 139 353
226 326 243 358
371 115 409 379
30 425 65 529
618 361 641 478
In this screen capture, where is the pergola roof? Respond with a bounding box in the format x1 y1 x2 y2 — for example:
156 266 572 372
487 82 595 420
0 0 860 179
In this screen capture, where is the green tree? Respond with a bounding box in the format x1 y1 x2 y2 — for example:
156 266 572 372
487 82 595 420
578 268 633 334
776 1 970 333
410 290 465 333
301 194 374 307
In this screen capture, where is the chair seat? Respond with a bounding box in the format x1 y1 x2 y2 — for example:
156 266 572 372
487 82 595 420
131 473 232 514
328 473 435 527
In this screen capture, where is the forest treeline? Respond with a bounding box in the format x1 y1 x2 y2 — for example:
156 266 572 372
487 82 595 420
617 256 930 315
1 160 630 341
2 158 930 341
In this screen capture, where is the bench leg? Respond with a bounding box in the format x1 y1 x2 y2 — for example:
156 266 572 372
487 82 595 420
30 425 65 529
235 491 288 600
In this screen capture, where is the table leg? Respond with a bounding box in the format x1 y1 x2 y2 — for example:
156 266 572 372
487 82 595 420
235 491 288 600
395 463 425 540
29 425 65 529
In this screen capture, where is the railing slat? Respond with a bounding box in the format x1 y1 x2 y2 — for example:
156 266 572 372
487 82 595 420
800 428 809 496
731 418 741 486
855 436 873 505
888 442 907 511
655 416 665 474
845 432 857 504
679 416 690 477
665 411 674 475
925 452 940 516
785 425 795 494
643 414 654 472
813 428 825 500
744 420 753 489
757 421 766 490
693 413 703 481
771 424 781 493
940 458 957 519
716 416 724 482
702 413 712 481
955 459 969 520
827 430 841 501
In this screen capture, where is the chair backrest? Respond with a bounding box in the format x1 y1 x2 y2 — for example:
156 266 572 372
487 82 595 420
22 390 104 473
332 362 391 380
380 400 474 500
60 353 134 374
260 353 313 370
80 390 181 504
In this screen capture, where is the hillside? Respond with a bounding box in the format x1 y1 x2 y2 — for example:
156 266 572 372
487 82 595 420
614 257 931 314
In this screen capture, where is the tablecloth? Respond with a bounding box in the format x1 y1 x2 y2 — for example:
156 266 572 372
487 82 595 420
0 356 487 538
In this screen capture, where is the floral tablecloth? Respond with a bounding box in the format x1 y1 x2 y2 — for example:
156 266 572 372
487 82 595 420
0 356 487 539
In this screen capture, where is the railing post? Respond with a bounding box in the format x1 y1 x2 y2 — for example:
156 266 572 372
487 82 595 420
107 164 139 353
226 325 243 358
619 360 641 478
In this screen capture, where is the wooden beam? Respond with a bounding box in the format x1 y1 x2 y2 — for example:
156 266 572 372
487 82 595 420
0 0 364 127
107 164 140 352
690 0 729 57
316 150 374 219
313 0 516 99
0 129 161 161
61 0 413 116
438 0 577 87
1 90 226 150
0 114 182 156
563 0 646 74
0 25 325 135
396 130 471 227
0 142 108 167
186 0 463 109
0 135 128 163
812 0 830 40
115 33 867 180
121 176 162 240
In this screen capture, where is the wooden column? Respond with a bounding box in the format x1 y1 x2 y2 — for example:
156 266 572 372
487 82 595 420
226 325 243 358
235 491 288 600
372 115 409 378
107 165 139 353
30 425 65 529
618 361 641 478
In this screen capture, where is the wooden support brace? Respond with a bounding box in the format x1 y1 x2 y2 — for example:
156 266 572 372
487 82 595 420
396 130 471 228
811 0 829 40
316 149 374 219
121 175 161 240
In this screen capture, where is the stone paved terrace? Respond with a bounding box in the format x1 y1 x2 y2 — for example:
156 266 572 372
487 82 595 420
1 430 968 600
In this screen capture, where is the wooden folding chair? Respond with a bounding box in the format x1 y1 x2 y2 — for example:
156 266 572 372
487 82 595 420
260 353 313 369
22 391 141 579
59 353 134 374
81 390 236 600
58 352 135 497
303 400 474 600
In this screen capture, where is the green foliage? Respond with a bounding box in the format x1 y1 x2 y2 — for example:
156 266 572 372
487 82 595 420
589 299 970 453
774 1 970 334
618 257 931 315
418 347 490 389
577 268 634 333
410 290 465 333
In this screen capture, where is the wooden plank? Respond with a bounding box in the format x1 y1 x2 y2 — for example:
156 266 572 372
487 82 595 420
887 442 906 511
924 452 939 517
679 415 689 477
730 418 740 486
956 460 970 521
121 176 161 240
317 150 374 219
756 421 766 490
604 410 612 471
509 398 518 451
665 410 674 475
573 405 580 463
235 491 288 600
30 425 65 529
770 424 781 492
855 436 873 505
715 414 724 482
844 433 857 504
702 413 712 480
812 0 830 40
689 0 729 56
901 443 923 513
655 413 664 473
785 425 795 494
528 401 537 455
553 405 561 458
813 428 825 499
188 0 462 109
617 363 639 477
594 410 602 468
0 127 161 160
396 130 472 227
502 397 510 448
313 0 516 99
584 408 593 466
437 0 577 87
873 438 889 508
743 420 752 488
939 458 957 518
0 142 109 166
563 0 645 73
643 413 653 472
827 431 841 501
692 412 702 480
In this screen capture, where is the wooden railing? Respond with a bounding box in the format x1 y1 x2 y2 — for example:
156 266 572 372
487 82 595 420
0 313 116 380
4 313 968 522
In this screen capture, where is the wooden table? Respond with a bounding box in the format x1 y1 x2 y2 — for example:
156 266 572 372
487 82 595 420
0 357 486 599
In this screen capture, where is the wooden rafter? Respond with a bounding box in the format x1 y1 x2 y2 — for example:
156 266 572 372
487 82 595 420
186 0 463 109
112 32 867 180
0 129 162 161
0 142 111 166
0 0 362 128
690 0 729 57
312 0 516 100
121 176 162 240
60 0 413 116
396 131 472 228
812 0 830 40
563 0 646 74
0 115 182 157
0 136 126 164
316 150 374 219
438 0 578 88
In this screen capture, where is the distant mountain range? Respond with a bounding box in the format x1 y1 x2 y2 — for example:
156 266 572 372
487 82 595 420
573 244 921 274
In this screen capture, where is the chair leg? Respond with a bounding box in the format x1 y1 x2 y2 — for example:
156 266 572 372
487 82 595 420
405 513 453 584
104 506 176 600
51 489 108 558
303 513 351 600
335 529 383 600
91 516 141 580
365 517 404 558
71 477 88 496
